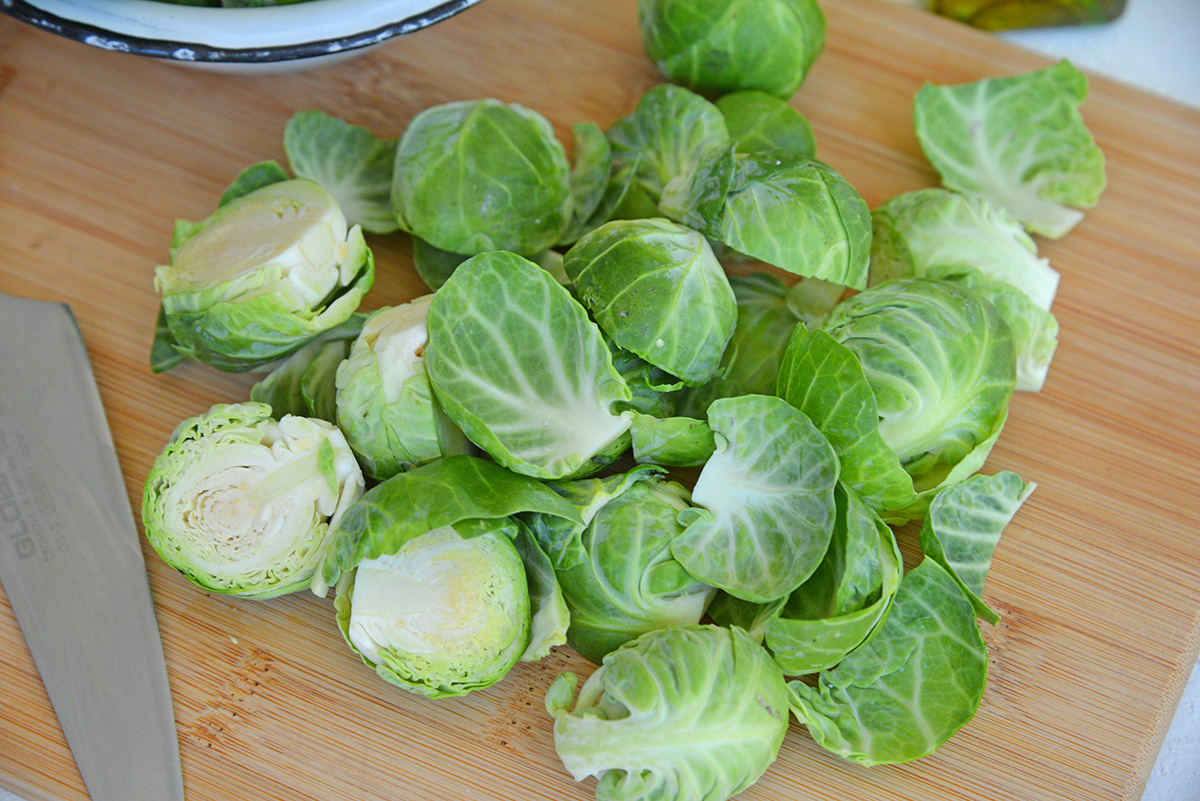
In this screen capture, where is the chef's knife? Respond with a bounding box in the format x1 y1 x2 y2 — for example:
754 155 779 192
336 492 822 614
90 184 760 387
0 293 184 801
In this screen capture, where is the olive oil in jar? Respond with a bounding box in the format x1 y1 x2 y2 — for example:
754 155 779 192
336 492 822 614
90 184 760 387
932 0 1127 30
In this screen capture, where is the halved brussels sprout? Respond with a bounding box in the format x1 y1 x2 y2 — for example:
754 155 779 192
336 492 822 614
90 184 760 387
391 99 572 256
141 402 364 599
335 296 469 480
153 177 374 372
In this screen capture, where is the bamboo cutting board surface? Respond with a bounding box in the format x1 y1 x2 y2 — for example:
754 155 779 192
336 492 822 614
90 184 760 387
2 1 1199 799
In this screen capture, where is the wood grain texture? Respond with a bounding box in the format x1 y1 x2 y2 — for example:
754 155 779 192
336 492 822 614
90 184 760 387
1 1 1199 800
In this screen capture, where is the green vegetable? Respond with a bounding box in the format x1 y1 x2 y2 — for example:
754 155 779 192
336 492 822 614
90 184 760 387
787 558 988 765
284 110 399 234
546 625 789 801
673 394 839 602
564 218 737 385
673 147 872 289
709 482 901 675
152 177 374 372
526 467 715 663
142 402 364 599
335 297 470 481
914 60 1106 239
391 99 571 255
716 90 817 158
630 413 716 467
425 251 633 480
249 312 365 422
638 0 827 98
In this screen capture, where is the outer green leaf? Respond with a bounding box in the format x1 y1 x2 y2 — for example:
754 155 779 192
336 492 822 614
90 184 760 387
609 343 680 419
672 394 839 602
250 313 365 421
787 558 988 765
630 414 716 467
914 60 1106 238
919 471 1034 624
150 306 183 374
284 110 399 234
547 625 789 801
716 90 817 158
565 218 737 385
513 519 570 662
678 147 871 289
217 160 290 207
314 454 582 595
568 122 614 226
425 252 634 480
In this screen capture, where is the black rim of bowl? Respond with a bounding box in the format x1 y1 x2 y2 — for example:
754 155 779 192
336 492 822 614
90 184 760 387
1 0 481 62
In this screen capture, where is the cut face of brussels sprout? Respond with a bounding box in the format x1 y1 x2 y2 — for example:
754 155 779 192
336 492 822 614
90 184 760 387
391 99 572 256
546 625 789 801
425 252 634 480
565 218 737 386
913 60 1106 239
154 178 374 372
336 297 469 481
338 525 531 698
141 402 365 599
638 0 827 99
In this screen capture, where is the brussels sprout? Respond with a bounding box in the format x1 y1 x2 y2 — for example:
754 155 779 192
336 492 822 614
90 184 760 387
320 456 582 696
425 251 634 480
284 110 400 235
250 313 366 423
787 559 988 766
630 413 716 467
565 218 737 386
914 60 1106 239
673 394 839 602
152 177 374 372
674 147 872 289
527 467 716 663
715 90 817 158
546 625 789 801
870 188 1059 310
391 99 572 255
605 84 729 208
335 297 470 481
142 402 365 599
638 0 826 99
709 482 902 675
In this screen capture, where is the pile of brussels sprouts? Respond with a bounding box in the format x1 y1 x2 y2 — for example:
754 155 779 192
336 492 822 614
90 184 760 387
143 0 1106 798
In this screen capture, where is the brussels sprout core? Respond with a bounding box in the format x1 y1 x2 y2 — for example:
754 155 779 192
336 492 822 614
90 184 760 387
343 527 531 696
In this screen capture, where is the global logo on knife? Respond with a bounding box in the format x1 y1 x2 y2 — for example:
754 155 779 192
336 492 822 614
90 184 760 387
0 429 37 560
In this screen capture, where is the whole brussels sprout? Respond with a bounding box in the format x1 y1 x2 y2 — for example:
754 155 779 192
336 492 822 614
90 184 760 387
141 402 365 599
335 296 470 480
153 178 374 372
391 99 572 256
638 0 827 99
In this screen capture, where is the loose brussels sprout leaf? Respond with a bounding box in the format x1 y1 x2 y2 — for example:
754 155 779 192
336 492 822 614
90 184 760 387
335 297 470 481
630 413 715 467
785 275 846 327
638 0 827 99
710 483 902 675
919 471 1034 624
284 110 399 235
142 402 365 599
392 99 571 255
425 252 634 480
787 558 988 765
776 326 918 518
150 307 183 374
716 90 817 158
315 454 582 596
673 394 839 602
217 160 290 207
334 523 530 698
528 468 714 663
870 188 1059 311
410 237 470 292
605 84 729 207
569 122 614 227
930 264 1060 392
914 60 1106 239
565 218 737 385
250 313 366 422
546 625 789 801
677 147 872 289
561 154 660 246
821 277 1016 497
609 343 680 419
153 178 375 372
512 520 570 662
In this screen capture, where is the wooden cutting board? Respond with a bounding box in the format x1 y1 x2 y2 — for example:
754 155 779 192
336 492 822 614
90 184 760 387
2 1 1199 799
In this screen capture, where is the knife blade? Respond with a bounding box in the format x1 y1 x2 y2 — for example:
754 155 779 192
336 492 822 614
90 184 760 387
0 293 184 801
